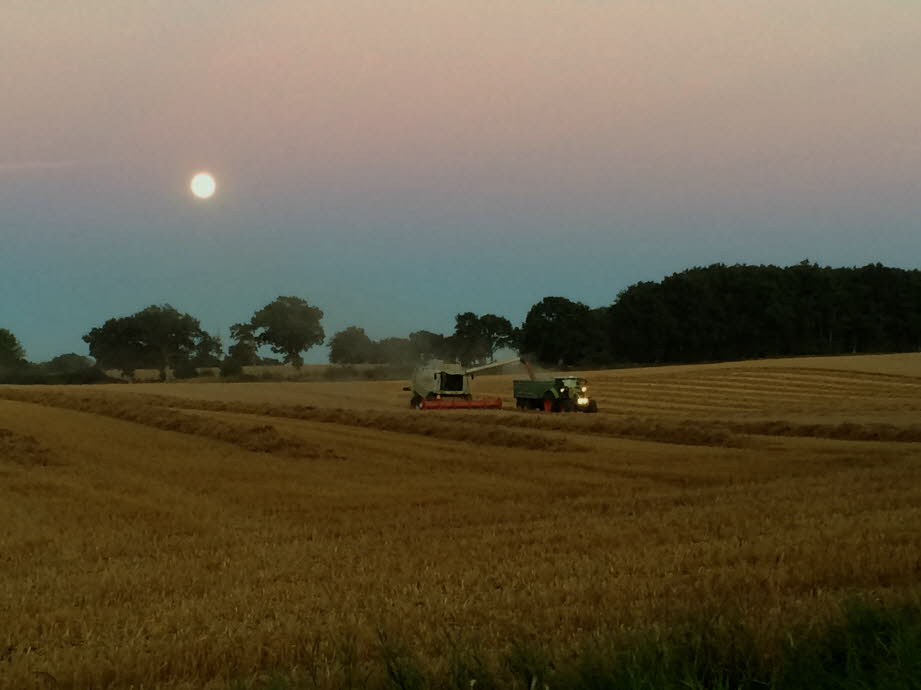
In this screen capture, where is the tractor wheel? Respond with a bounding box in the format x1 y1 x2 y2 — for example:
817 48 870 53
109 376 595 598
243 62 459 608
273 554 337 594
586 400 598 413
543 394 557 412
561 399 575 413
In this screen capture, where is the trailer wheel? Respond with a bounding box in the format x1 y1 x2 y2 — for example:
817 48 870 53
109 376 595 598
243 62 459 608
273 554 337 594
516 398 526 409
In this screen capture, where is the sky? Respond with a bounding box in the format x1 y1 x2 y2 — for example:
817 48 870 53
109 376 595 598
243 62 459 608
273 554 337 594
2 0 920 363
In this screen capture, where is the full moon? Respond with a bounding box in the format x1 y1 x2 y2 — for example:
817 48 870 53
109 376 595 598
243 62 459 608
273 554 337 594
190 172 217 199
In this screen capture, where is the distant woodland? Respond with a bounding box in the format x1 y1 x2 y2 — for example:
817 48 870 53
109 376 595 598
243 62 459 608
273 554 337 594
607 261 921 364
2 261 920 383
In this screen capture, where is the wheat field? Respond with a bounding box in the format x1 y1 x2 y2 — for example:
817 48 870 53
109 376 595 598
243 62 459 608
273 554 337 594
2 353 921 688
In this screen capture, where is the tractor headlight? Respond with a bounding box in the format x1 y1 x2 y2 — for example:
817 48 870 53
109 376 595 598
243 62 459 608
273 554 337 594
577 396 589 406
581 386 587 392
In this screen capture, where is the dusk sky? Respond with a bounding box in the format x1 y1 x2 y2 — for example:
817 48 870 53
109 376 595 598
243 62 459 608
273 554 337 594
3 0 920 363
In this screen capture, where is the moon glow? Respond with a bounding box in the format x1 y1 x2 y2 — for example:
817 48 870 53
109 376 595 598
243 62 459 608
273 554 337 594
190 172 217 199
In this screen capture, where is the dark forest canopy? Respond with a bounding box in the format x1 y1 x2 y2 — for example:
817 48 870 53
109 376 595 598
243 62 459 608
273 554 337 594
3 262 920 383
607 261 921 365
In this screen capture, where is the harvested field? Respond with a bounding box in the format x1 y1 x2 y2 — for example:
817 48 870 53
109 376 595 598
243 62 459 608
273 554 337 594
1 353 921 688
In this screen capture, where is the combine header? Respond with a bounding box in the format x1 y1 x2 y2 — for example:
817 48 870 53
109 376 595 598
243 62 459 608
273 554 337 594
417 396 503 410
403 358 518 410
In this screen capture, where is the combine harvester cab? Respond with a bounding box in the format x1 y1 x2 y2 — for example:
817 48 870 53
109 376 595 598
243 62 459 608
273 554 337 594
404 358 511 410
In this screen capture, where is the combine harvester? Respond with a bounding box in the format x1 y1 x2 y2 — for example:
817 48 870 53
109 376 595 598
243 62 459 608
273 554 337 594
403 357 520 410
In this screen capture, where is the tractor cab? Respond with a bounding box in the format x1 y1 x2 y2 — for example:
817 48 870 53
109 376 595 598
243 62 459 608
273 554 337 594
557 377 592 408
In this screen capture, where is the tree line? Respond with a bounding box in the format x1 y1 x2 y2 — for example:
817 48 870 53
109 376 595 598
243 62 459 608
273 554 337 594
328 313 517 367
608 261 921 364
2 261 920 383
0 297 324 383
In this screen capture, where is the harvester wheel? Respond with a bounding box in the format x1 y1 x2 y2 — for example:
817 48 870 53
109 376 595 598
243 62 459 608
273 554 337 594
410 394 424 409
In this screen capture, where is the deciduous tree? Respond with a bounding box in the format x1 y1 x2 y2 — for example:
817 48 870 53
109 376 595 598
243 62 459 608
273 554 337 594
409 330 448 362
246 296 324 368
375 337 414 365
46 353 95 374
329 326 376 364
520 297 597 366
0 328 26 368
83 305 205 379
191 332 223 368
450 312 517 365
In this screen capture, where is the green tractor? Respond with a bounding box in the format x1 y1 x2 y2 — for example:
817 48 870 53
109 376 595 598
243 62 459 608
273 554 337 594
513 360 598 412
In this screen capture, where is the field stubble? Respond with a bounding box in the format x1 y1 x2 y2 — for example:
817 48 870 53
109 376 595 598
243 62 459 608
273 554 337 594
1 353 920 688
